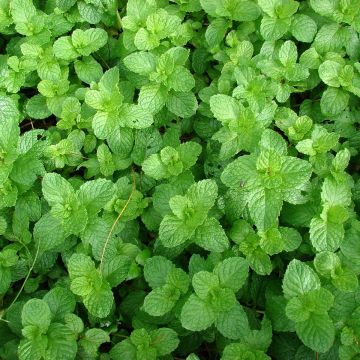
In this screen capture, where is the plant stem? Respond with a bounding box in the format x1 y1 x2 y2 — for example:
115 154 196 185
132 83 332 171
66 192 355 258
99 170 136 274
5 240 40 314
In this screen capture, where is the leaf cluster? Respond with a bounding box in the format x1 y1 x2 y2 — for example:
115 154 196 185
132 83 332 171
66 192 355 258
0 0 360 359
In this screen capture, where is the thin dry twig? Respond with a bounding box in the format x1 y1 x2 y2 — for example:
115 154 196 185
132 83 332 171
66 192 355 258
5 239 40 314
99 170 136 274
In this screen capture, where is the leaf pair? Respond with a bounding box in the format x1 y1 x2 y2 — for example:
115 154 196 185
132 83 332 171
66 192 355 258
110 327 179 360
42 173 113 236
85 67 153 139
68 254 114 318
159 179 229 252
143 256 189 316
230 220 301 275
142 141 202 180
283 259 335 353
124 47 198 117
222 129 312 231
181 257 248 333
18 289 77 360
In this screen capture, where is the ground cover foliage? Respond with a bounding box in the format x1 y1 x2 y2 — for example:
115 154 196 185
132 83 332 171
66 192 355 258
0 0 360 359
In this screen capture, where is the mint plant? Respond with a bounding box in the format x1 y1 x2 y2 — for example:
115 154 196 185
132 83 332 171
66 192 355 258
0 0 360 359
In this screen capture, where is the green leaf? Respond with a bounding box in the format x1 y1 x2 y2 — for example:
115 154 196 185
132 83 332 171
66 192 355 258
0 266 11 294
209 287 236 313
280 227 302 252
279 40 298 67
332 267 359 293
110 338 137 359
295 313 335 353
102 256 133 287
64 314 84 334
192 271 219 299
193 217 229 252
22 299 51 333
18 337 47 360
321 178 352 207
145 145 183 179
0 97 20 183
3 1 360 358
45 323 77 360
37 58 61 81
258 0 298 17
80 328 110 355
150 328 179 356
56 0 77 11
186 355 200 360
247 186 283 231
214 257 248 292
159 180 217 247
296 125 339 156
167 66 195 92
159 214 194 247
166 91 198 118
266 293 295 332
320 87 349 116
314 251 340 276
310 217 344 252
309 0 336 16
259 129 287 155
167 267 189 293
53 36 78 60
260 17 291 41
201 0 260 21
210 94 239 122
97 143 115 177
290 14 317 43
83 283 114 318
77 2 102 24
200 0 222 17
74 56 103 84
187 179 218 212
178 141 202 169
143 286 179 316
221 343 271 360
221 155 258 189
0 216 7 235
77 178 114 216
319 60 342 87
286 288 333 323
43 287 75 322
144 256 174 288
0 95 20 123
260 227 284 255
71 28 107 56
67 253 95 277
122 104 154 129
181 294 215 331
142 153 168 180
283 259 321 299
10 0 38 35
215 303 250 340
42 173 74 205
138 84 167 114
124 51 157 76
205 18 231 49
229 1 261 21
280 157 312 191
26 95 51 119
33 213 65 253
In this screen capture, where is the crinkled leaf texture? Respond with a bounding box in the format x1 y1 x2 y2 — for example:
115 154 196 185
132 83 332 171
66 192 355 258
1 0 359 359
